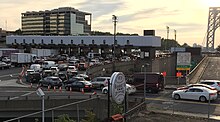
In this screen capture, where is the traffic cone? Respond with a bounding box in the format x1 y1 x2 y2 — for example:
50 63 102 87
53 86 56 92
81 88 84 94
30 83 32 88
59 87 62 92
92 91 97 95
48 86 50 91
70 87 72 92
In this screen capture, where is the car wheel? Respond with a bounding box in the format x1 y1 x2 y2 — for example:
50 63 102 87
199 96 207 102
174 94 180 100
103 89 108 94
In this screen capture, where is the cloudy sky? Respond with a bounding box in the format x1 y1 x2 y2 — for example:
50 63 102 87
0 0 220 47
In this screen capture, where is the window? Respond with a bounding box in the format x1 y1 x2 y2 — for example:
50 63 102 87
127 40 130 45
103 40 106 44
32 39 35 44
51 39 53 44
71 40 73 44
23 39 26 44
92 40 95 44
81 40 84 44
14 39 17 43
41 39 44 44
61 40 63 44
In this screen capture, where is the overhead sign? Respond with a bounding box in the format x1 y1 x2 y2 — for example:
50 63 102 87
110 72 126 104
176 52 191 70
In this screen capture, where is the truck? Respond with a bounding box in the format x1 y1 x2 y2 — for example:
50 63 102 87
31 49 58 57
0 48 19 57
10 53 37 66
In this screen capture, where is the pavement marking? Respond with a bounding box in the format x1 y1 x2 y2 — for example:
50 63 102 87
145 97 220 106
0 73 19 78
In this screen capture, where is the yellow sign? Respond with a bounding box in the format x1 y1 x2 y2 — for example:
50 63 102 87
176 67 190 70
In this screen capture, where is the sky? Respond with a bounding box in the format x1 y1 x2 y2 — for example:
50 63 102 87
0 0 220 47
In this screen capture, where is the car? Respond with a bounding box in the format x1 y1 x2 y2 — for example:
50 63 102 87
76 74 91 81
63 77 86 85
2 57 10 63
0 61 11 69
30 64 42 72
50 66 59 75
172 87 218 102
38 76 62 88
91 77 110 89
65 81 93 92
58 63 68 71
102 84 136 94
67 66 77 73
77 63 88 71
25 72 41 83
58 71 68 81
42 70 53 78
177 84 217 91
200 80 220 92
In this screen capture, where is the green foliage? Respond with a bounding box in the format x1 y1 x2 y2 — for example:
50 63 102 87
111 103 124 115
55 114 76 122
161 38 181 50
81 110 98 122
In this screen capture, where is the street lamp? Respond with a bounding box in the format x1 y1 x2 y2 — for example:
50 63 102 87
36 88 45 122
112 15 117 73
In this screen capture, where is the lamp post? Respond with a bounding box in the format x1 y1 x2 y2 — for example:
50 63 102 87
112 15 117 73
36 88 45 122
165 26 169 51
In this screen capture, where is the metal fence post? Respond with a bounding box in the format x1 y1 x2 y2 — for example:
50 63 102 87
208 94 210 121
52 110 54 122
77 104 80 122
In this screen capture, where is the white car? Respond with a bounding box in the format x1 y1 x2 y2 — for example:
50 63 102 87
200 80 220 92
102 84 136 95
67 66 77 72
172 87 218 102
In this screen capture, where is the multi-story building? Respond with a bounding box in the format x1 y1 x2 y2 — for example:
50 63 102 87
21 7 92 35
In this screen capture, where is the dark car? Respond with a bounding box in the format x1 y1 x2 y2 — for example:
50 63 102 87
128 72 164 93
58 71 68 81
38 76 62 88
58 63 68 71
65 81 93 92
63 77 86 85
25 72 41 83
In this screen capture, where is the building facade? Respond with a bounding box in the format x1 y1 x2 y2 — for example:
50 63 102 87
22 7 91 35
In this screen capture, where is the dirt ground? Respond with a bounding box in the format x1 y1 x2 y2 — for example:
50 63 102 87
128 111 220 122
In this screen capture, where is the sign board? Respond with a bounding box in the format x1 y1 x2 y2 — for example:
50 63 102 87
176 52 191 70
162 71 167 77
110 72 126 104
176 72 182 77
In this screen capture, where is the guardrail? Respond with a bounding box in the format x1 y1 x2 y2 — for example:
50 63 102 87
186 55 208 84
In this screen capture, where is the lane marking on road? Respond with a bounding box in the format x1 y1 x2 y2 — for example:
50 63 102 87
145 97 220 106
9 91 36 100
0 73 19 78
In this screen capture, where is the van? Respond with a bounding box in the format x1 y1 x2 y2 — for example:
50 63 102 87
42 61 56 69
128 72 164 93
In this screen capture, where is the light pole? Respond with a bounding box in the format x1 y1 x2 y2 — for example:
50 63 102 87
112 15 117 73
36 88 45 122
165 26 169 51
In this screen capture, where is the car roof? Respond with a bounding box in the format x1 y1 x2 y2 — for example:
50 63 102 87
200 80 220 82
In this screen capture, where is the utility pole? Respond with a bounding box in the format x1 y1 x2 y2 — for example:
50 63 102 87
174 29 177 47
112 15 117 73
166 26 169 51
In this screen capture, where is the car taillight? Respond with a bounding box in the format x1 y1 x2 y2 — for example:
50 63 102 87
218 83 220 87
210 93 216 96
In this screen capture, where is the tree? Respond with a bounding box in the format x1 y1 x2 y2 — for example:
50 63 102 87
81 110 99 122
160 38 181 50
181 43 190 47
55 114 76 122
14 28 22 35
